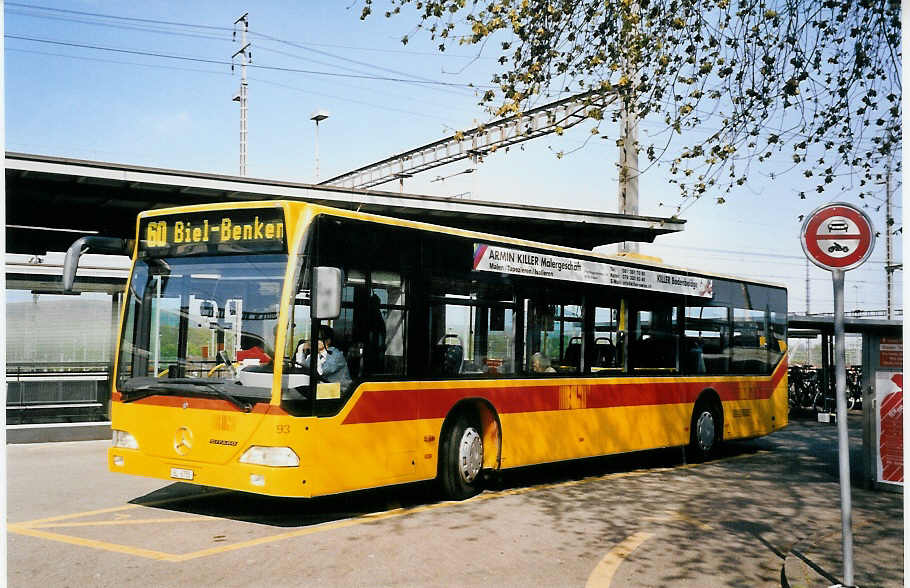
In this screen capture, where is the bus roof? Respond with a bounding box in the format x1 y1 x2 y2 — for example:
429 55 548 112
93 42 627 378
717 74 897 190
140 199 788 291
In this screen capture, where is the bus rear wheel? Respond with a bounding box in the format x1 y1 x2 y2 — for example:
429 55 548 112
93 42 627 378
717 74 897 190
439 416 484 500
689 401 721 460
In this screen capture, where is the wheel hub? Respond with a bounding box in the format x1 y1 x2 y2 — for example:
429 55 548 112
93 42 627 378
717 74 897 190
458 427 483 483
696 410 715 452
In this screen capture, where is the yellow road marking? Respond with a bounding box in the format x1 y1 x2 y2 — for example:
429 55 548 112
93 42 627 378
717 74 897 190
13 505 140 527
171 511 416 561
9 450 768 562
585 531 653 588
8 523 180 562
585 508 712 586
29 516 213 529
11 489 233 529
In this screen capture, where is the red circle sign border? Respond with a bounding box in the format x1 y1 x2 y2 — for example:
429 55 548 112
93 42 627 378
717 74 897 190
800 202 875 271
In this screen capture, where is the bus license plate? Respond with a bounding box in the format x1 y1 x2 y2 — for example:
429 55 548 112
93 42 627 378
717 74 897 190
170 467 194 481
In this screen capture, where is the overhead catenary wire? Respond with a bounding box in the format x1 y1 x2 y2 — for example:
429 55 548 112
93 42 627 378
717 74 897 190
8 2 492 59
252 77 460 125
5 7 231 42
7 46 472 123
648 242 901 264
6 2 232 31
8 5 482 100
247 29 476 96
252 45 477 100
5 35 488 89
6 47 229 76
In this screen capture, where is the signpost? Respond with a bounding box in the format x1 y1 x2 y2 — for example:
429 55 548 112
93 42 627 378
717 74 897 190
800 202 876 588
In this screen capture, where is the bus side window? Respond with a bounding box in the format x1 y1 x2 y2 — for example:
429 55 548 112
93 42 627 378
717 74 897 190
525 301 582 374
591 305 623 372
731 307 769 374
332 269 408 379
684 305 729 374
428 277 516 378
368 271 407 376
631 305 679 371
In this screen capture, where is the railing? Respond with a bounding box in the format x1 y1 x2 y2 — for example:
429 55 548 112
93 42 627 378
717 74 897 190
6 363 111 424
790 309 903 319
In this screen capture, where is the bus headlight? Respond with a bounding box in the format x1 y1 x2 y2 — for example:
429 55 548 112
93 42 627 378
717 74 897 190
239 446 299 467
112 430 139 449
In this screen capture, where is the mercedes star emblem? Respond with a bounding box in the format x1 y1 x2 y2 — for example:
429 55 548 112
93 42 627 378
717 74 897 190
174 426 193 456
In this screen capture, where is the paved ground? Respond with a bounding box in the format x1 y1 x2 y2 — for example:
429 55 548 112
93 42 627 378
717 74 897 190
7 414 903 587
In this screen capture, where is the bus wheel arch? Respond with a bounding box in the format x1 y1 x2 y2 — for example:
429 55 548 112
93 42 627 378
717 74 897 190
437 399 502 499
690 389 723 459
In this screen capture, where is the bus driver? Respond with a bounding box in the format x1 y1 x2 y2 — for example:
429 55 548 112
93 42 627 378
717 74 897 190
297 325 352 394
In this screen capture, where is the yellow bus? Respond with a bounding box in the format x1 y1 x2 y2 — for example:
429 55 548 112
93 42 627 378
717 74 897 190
64 200 788 499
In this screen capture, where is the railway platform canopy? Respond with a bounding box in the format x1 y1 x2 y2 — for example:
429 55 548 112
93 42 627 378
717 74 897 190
789 313 902 337
5 151 685 256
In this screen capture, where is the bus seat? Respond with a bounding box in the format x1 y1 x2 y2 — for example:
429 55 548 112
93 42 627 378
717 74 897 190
432 343 463 376
562 339 582 371
432 335 463 376
594 340 616 367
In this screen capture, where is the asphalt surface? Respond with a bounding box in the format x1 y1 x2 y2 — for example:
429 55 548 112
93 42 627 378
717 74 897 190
7 414 903 587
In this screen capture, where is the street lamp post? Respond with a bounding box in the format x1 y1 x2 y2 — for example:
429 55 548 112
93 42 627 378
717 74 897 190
311 109 329 182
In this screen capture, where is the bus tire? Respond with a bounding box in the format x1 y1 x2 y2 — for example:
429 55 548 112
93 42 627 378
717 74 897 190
689 399 721 460
439 415 484 500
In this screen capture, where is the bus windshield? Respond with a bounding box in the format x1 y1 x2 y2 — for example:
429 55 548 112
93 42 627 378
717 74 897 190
116 253 289 405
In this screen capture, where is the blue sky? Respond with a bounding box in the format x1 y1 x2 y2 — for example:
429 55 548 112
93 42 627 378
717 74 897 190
4 1 902 314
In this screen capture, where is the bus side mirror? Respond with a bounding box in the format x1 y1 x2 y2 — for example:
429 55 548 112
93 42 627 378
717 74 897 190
63 236 133 293
312 267 343 319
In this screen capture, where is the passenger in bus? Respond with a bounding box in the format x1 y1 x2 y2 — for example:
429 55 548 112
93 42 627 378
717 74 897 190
301 325 353 394
686 337 706 373
531 352 556 374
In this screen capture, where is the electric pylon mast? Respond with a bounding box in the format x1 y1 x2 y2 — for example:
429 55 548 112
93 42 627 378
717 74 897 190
232 13 251 177
617 1 641 254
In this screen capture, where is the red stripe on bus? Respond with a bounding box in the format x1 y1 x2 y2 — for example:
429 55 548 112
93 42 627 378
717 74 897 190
342 360 787 425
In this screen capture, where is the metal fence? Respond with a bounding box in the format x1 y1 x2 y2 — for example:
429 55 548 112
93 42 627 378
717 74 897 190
792 309 903 319
6 362 110 424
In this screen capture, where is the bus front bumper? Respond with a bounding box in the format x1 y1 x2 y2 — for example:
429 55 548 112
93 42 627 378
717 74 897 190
108 448 314 498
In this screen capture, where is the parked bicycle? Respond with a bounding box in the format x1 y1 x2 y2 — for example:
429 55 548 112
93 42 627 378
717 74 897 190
820 366 864 411
788 364 863 414
788 364 823 412
846 366 863 410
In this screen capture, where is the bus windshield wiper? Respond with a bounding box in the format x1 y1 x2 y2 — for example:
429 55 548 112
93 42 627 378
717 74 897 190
121 378 253 412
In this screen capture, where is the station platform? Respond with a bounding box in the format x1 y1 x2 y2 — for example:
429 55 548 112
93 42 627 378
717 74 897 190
7 421 111 444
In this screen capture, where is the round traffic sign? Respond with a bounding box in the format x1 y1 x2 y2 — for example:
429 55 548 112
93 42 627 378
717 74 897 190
800 202 875 271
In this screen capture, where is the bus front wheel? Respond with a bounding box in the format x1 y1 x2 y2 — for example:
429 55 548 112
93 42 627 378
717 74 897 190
689 400 721 460
439 416 484 500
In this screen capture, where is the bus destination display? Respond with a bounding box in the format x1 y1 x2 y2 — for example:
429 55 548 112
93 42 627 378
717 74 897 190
473 243 713 298
139 207 287 257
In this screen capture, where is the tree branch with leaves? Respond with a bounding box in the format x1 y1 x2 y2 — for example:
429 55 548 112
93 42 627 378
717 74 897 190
362 0 901 213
